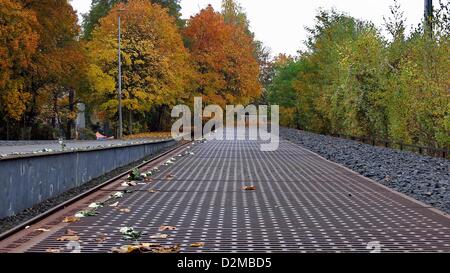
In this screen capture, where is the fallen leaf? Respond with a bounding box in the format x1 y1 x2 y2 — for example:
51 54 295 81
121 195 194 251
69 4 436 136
190 242 205 248
66 229 78 236
159 225 176 232
119 208 131 213
63 216 80 223
166 174 175 180
46 248 61 253
111 245 142 254
144 177 154 183
95 234 108 243
242 186 257 191
111 243 161 254
56 235 80 241
150 233 169 239
35 228 50 232
142 243 161 248
152 244 181 253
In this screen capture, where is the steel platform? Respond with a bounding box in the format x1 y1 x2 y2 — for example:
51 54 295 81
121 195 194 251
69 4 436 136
2 132 450 253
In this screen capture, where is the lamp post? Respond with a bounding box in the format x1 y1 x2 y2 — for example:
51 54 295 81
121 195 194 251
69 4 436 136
424 0 433 36
117 9 125 139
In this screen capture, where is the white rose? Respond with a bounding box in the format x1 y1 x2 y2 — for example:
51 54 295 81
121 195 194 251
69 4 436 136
113 192 124 198
75 212 85 218
88 203 102 209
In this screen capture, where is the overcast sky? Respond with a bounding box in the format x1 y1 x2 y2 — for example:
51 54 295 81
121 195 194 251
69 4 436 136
70 0 429 56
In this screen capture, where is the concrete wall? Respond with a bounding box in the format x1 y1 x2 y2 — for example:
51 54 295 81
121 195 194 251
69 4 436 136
0 140 176 218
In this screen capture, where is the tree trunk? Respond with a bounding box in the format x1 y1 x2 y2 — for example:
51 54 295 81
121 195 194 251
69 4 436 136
66 89 75 140
6 119 9 140
128 110 133 135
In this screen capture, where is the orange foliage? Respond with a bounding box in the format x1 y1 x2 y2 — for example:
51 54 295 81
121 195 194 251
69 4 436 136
183 5 261 107
0 0 38 90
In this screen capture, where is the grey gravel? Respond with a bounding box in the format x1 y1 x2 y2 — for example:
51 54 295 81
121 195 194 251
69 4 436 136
280 127 450 214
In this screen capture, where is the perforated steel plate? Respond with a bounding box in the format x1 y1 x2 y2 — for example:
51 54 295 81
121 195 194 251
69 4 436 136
3 130 450 253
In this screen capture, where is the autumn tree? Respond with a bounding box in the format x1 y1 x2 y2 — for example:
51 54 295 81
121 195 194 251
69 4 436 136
184 5 261 107
86 0 193 134
0 0 38 129
16 0 85 139
221 0 250 33
82 0 183 39
0 0 85 139
221 0 272 104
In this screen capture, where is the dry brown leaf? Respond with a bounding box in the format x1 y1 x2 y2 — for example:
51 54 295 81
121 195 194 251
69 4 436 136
151 244 181 253
111 243 162 254
150 233 169 239
66 229 78 236
142 243 161 248
242 186 257 191
166 174 175 180
95 234 108 243
144 177 154 183
159 225 176 231
190 242 205 248
46 248 61 253
35 228 50 232
56 235 80 241
111 245 141 254
62 216 80 223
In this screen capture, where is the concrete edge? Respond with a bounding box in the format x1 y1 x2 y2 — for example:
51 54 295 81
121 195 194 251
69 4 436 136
0 138 174 162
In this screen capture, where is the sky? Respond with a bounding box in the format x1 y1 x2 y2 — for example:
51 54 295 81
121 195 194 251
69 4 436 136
70 0 429 56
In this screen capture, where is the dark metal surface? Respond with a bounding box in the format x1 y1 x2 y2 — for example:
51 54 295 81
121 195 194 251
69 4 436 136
2 135 450 253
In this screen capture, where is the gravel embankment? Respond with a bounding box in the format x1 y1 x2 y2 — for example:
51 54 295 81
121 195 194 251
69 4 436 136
280 127 450 214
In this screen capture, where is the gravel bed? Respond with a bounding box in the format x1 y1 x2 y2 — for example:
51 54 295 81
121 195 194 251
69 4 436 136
280 127 450 214
0 144 178 234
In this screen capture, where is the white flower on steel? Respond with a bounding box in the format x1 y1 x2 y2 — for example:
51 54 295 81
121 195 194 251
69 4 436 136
113 192 124 198
119 227 134 235
88 203 101 209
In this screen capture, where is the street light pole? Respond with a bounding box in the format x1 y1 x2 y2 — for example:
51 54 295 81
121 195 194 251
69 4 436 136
424 0 433 36
118 11 123 139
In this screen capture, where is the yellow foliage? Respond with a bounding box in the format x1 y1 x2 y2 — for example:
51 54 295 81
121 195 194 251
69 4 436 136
1 89 32 121
86 0 195 119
